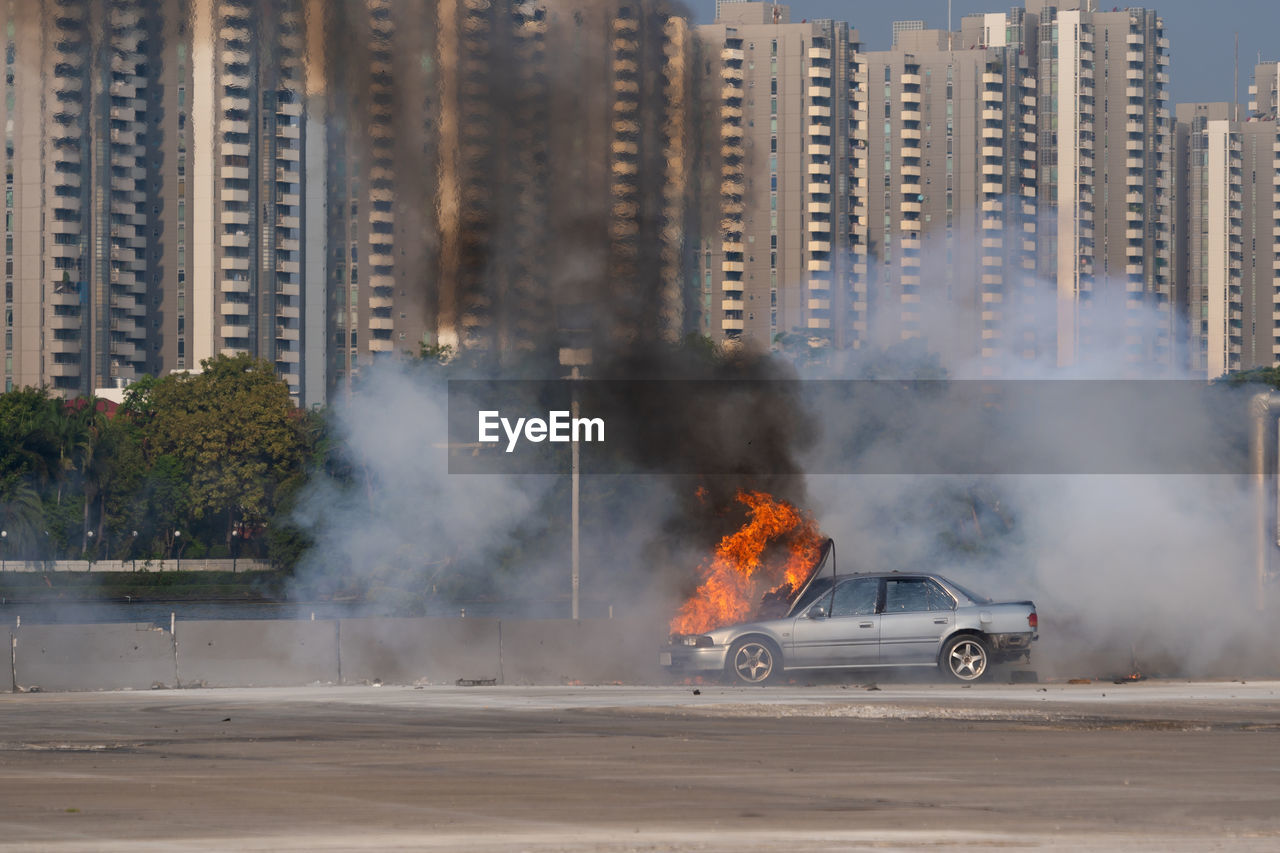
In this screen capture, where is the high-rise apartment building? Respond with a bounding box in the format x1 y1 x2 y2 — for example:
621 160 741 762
4 0 173 395
1018 1 1175 370
1175 102 1280 377
189 0 328 406
697 2 868 350
862 26 1039 370
1249 61 1279 119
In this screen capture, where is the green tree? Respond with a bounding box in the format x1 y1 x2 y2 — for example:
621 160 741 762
140 354 306 550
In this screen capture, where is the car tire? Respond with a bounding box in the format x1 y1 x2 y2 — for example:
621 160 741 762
726 637 781 686
940 634 991 683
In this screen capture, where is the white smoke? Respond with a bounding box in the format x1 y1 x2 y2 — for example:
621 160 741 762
801 237 1279 678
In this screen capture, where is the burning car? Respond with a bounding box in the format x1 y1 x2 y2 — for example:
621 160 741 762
663 565 1038 685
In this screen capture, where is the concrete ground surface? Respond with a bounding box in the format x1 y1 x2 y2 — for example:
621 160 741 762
0 681 1277 851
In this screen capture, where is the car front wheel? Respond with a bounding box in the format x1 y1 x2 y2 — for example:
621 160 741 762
940 634 990 683
727 638 780 685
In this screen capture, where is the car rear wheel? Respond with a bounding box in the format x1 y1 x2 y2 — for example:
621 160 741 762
726 638 780 685
940 635 990 683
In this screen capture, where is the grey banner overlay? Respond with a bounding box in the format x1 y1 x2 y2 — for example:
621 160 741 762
446 380 1255 475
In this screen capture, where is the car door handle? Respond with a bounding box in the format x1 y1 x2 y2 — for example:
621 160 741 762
933 618 949 624
859 622 874 628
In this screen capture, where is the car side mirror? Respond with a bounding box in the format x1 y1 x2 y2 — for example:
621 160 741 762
808 606 827 619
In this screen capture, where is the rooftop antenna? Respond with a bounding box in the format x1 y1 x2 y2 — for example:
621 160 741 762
1234 32 1239 121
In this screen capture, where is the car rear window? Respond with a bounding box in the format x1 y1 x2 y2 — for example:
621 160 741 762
943 578 992 605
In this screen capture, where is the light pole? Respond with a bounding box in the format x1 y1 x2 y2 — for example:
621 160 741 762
231 528 239 574
130 530 138 572
1 529 7 572
173 530 181 572
86 530 94 573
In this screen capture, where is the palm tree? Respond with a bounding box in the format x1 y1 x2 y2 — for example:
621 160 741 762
0 480 46 561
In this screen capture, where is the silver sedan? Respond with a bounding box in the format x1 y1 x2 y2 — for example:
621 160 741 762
662 572 1037 684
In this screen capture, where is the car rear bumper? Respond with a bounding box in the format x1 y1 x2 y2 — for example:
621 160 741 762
660 644 730 673
989 631 1037 662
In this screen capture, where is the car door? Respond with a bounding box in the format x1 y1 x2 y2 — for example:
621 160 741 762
877 577 956 664
788 577 881 667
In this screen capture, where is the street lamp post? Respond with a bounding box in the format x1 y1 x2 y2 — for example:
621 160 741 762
130 530 138 572
231 528 239 574
173 530 181 572
86 530 94 573
1 529 7 572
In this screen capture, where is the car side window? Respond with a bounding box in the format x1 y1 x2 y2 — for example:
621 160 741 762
882 578 954 613
829 578 878 617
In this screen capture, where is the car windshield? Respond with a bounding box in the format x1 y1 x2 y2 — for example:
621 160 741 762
943 578 993 605
789 577 834 613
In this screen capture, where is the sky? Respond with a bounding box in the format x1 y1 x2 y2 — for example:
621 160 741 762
687 0 1279 107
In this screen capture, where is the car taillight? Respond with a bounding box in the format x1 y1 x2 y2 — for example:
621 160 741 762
1028 612 1038 629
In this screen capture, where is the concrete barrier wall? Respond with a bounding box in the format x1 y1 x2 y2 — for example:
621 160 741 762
14 623 176 691
500 618 667 684
337 618 501 685
1 558 274 573
9 616 667 691
176 620 340 687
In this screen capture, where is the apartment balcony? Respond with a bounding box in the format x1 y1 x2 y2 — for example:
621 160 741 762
981 181 1003 195
221 142 250 158
808 240 831 253
721 48 745 62
807 65 832 80
982 199 1003 213
982 126 1003 140
981 163 1003 176
721 65 744 82
900 201 923 215
900 163 922 178
807 123 831 138
808 202 831 214
807 259 831 272
808 298 831 311
721 299 745 312
48 363 81 379
807 143 831 157
983 90 1004 104
901 181 923 195
807 182 831 195
722 260 744 273
808 46 831 61
901 126 922 141
722 241 745 253
220 255 250 271
900 89 922 103
220 279 250 294
220 324 250 339
901 73 922 86
721 318 744 332
807 162 831 175
808 85 831 99
808 104 832 118
901 144 922 158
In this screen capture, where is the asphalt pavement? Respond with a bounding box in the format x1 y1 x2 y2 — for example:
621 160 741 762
0 681 1277 851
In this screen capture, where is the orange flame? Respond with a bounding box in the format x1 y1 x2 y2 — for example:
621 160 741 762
670 490 823 635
